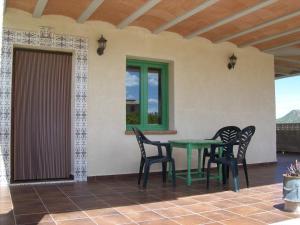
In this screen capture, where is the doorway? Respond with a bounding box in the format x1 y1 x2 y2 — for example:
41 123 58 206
12 48 72 182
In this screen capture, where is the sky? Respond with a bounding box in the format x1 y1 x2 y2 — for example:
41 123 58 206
126 69 160 113
275 75 300 119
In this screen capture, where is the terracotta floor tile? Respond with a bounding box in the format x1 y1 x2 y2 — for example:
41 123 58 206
168 197 199 206
249 202 277 211
226 205 265 216
221 217 266 225
38 191 66 199
45 201 79 213
125 211 162 222
215 191 240 200
71 197 109 210
0 201 13 213
13 201 47 215
204 223 223 225
93 214 132 224
15 213 53 224
42 196 71 204
270 208 300 218
171 214 213 225
183 203 220 213
210 199 242 209
0 212 15 225
139 218 179 225
11 192 40 201
0 194 12 203
63 189 93 197
249 211 291 224
56 218 96 225
191 194 223 202
200 209 241 221
230 197 261 205
84 207 119 217
141 201 175 210
51 211 87 221
154 206 192 218
114 204 148 213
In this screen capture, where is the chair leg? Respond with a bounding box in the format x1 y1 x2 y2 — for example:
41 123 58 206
162 162 167 183
243 159 249 188
226 166 229 179
230 161 240 192
202 148 208 172
206 159 211 189
143 162 150 188
138 158 145 185
222 164 227 185
171 159 176 187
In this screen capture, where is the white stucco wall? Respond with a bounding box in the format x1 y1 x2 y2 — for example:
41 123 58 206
4 9 276 177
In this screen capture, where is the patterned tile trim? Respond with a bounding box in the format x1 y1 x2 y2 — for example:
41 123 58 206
0 27 88 184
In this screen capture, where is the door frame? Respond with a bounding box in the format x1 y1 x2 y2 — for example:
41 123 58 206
0 27 88 184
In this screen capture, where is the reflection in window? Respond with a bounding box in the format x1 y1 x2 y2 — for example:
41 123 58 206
126 66 140 124
148 68 162 124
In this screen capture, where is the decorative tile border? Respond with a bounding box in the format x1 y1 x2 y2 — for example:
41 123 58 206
0 27 88 184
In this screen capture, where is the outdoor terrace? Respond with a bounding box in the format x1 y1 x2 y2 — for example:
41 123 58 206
0 153 298 225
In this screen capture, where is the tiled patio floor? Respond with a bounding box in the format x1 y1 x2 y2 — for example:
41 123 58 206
1 153 300 225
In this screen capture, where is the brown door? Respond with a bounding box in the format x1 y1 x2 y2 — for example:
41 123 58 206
12 48 72 181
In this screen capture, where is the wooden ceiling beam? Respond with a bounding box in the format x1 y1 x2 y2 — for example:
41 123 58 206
117 0 161 29
185 0 278 39
153 0 218 34
275 65 300 72
77 0 104 23
265 40 300 52
275 72 300 79
276 57 300 66
216 9 300 43
240 27 300 47
33 0 48 18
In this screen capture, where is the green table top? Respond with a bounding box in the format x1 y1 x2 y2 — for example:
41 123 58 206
169 139 222 148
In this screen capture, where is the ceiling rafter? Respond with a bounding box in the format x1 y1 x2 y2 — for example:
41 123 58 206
77 0 104 23
240 27 300 48
33 0 48 18
185 0 278 39
265 40 300 52
276 64 300 72
117 0 161 29
153 0 218 34
275 72 300 79
216 9 300 44
276 57 300 66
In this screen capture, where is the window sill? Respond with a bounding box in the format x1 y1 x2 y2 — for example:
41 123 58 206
125 130 177 135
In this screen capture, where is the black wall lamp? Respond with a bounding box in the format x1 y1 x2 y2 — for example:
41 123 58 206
97 35 107 55
227 53 237 70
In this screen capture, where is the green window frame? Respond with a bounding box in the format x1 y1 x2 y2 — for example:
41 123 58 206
126 59 169 131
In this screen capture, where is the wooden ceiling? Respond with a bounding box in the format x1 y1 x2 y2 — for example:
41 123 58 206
6 0 300 79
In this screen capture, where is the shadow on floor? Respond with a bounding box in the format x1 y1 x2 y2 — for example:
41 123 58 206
0 152 299 225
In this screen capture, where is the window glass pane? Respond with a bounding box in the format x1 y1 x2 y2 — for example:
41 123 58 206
148 68 162 124
126 66 140 125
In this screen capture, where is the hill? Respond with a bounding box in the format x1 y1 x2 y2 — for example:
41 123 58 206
277 110 300 123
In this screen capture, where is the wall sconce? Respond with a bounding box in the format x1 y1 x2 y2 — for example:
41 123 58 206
227 54 237 70
97 35 107 55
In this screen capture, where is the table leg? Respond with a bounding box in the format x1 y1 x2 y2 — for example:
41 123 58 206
187 145 192 186
197 148 202 177
218 146 223 183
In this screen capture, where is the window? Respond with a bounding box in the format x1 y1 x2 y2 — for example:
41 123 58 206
126 59 168 131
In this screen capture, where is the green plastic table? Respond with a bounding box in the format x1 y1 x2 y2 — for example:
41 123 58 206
168 139 223 186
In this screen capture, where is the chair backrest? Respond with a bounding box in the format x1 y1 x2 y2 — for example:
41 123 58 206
237 126 256 162
213 126 241 143
132 127 148 158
